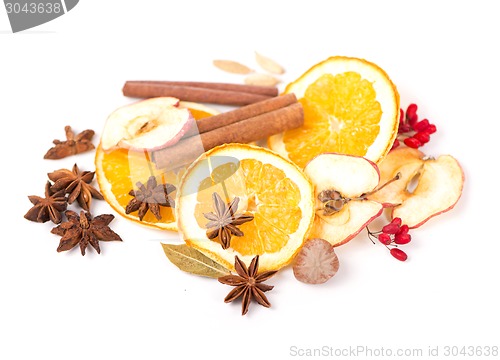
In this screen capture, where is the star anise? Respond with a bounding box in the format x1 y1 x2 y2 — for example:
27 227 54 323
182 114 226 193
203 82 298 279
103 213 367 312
51 210 122 256
48 163 104 211
44 125 95 160
203 192 254 249
125 176 176 221
218 255 278 315
24 181 67 224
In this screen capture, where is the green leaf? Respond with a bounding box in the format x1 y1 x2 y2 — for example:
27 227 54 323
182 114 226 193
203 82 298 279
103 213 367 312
161 243 231 278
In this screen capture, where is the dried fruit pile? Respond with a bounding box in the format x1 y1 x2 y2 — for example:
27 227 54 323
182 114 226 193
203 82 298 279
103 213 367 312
24 55 464 316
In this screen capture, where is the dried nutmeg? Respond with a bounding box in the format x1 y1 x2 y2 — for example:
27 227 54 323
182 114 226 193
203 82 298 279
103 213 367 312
293 238 340 284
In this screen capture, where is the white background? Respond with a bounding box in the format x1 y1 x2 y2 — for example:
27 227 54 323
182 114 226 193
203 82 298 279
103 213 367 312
1 1 499 359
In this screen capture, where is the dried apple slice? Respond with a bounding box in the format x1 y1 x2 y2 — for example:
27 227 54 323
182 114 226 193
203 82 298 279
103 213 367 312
304 153 384 246
101 97 195 151
368 147 425 206
369 147 464 228
392 155 464 228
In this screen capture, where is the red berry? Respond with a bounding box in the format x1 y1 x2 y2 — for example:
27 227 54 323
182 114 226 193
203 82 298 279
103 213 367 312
413 119 430 132
406 103 418 114
414 131 430 144
382 223 400 234
426 124 437 134
378 233 392 245
399 108 404 122
399 123 411 133
391 217 402 226
406 104 418 126
390 248 408 261
397 224 409 235
391 139 400 150
404 137 421 148
394 233 411 244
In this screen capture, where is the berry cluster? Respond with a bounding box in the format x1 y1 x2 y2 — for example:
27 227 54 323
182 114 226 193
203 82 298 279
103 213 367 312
367 217 412 261
392 104 437 150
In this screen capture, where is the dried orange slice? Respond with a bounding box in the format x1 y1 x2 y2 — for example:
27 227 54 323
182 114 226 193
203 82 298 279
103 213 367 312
176 144 315 272
269 56 400 168
95 101 219 231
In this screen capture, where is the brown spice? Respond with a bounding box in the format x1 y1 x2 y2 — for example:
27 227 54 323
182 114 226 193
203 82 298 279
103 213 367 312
152 95 303 170
183 93 297 137
203 193 254 249
124 81 278 97
125 176 176 221
44 126 95 160
24 181 67 224
293 238 340 284
51 210 122 255
122 81 277 106
218 255 277 315
48 164 104 211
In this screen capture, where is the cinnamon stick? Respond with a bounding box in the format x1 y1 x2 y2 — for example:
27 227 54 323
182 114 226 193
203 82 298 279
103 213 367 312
126 81 278 97
122 81 278 106
184 93 297 137
153 102 303 170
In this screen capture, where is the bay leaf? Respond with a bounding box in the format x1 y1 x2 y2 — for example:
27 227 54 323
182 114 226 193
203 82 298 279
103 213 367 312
161 243 231 278
255 52 285 74
213 59 253 74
